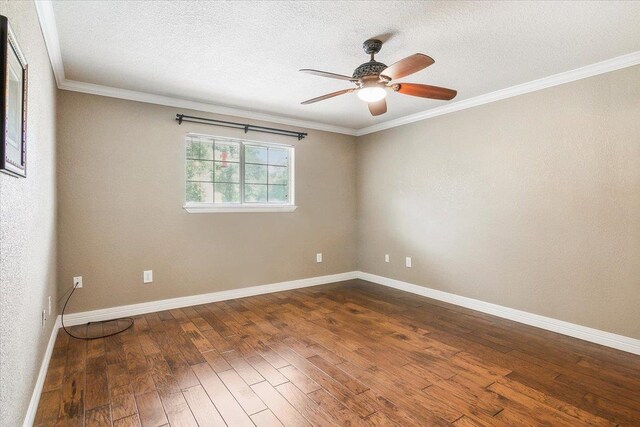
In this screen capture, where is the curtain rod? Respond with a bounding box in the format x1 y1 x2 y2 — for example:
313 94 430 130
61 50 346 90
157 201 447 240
175 114 308 140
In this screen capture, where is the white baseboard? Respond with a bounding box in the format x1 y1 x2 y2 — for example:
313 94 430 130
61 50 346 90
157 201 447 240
23 315 61 427
357 271 640 356
61 271 358 326
57 269 640 355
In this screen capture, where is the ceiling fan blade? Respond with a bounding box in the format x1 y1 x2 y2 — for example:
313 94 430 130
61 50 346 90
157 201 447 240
368 99 387 116
393 83 457 100
301 88 355 105
380 54 434 80
299 69 357 81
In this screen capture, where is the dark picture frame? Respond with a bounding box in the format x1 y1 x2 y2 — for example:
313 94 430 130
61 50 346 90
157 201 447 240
0 16 28 178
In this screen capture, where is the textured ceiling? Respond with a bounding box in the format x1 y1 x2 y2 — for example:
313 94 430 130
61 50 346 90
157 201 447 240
52 1 640 130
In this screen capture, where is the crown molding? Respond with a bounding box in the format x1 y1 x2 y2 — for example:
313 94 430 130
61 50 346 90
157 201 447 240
34 0 65 86
58 79 358 135
35 1 640 138
356 50 640 136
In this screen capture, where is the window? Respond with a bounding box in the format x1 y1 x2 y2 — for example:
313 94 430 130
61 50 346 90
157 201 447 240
184 134 296 213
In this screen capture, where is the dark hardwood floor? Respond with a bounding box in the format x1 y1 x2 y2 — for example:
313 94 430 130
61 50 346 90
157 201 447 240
34 279 640 426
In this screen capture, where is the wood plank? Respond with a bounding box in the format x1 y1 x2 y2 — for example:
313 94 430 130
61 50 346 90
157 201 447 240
135 391 168 427
164 351 200 390
218 368 268 414
201 349 232 373
124 334 156 396
113 413 143 427
275 381 341 426
85 405 112 427
110 384 138 421
306 388 367 427
307 354 369 394
247 354 289 386
251 381 312 427
146 353 180 397
279 365 321 394
251 409 285 427
158 391 198 427
59 358 85 421
85 355 110 410
201 328 234 353
138 334 161 355
180 321 214 353
182 385 226 426
107 360 131 389
223 350 265 385
86 326 105 358
191 362 254 427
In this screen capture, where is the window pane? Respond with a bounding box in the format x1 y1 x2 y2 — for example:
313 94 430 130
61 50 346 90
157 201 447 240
214 161 239 183
185 136 292 207
268 148 289 166
268 165 288 185
214 141 240 162
245 164 267 184
244 184 267 203
245 145 268 164
186 160 213 181
268 185 288 203
214 183 240 203
186 182 213 203
186 140 213 160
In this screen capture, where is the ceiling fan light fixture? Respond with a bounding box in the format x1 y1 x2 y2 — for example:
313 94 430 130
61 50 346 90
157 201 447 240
357 85 387 103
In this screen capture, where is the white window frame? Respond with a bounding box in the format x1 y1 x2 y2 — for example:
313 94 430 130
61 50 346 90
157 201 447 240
183 133 296 213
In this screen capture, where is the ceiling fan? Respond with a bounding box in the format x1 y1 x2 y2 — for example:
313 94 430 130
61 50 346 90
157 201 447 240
299 39 457 116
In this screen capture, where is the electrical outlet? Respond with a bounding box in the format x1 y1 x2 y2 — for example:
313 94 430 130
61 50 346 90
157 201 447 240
144 270 153 284
385 254 390 263
73 276 83 288
316 253 323 263
48 296 52 316
405 257 412 268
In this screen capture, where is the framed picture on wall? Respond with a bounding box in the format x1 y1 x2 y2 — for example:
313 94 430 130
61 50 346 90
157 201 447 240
0 16 28 178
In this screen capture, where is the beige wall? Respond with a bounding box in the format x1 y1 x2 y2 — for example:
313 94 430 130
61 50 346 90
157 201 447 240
57 61 639 342
0 1 58 425
57 91 357 313
357 65 640 339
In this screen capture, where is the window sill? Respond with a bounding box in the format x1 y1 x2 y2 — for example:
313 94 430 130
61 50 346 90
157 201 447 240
183 204 297 213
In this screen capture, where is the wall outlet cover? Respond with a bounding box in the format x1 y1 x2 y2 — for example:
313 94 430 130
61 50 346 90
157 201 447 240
316 253 323 263
405 257 412 268
73 276 83 288
385 254 390 263
144 270 153 283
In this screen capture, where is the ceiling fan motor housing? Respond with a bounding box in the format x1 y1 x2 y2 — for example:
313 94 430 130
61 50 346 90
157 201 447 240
352 61 387 79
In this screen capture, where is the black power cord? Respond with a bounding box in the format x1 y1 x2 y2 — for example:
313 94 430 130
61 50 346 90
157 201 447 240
60 281 134 340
